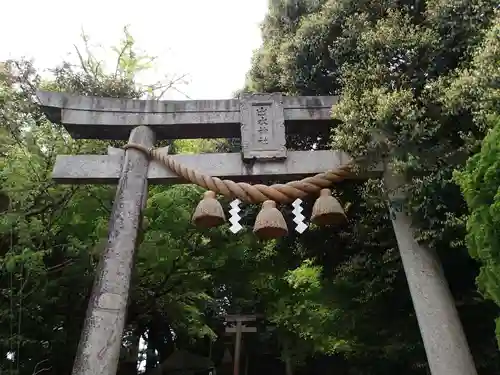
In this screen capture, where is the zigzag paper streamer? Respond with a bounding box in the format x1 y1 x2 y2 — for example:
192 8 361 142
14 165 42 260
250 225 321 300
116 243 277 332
229 199 243 234
292 199 307 234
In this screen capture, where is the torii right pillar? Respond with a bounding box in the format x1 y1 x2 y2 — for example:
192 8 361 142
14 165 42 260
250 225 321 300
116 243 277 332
385 170 477 375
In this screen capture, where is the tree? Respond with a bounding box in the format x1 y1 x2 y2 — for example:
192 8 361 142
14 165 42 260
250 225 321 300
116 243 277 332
246 0 500 373
455 116 500 348
450 12 500 347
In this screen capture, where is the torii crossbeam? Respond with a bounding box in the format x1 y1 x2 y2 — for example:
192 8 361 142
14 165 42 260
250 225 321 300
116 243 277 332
38 91 477 375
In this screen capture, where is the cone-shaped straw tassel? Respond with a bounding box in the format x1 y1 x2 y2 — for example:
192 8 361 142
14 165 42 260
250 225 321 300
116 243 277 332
253 200 288 240
192 191 226 228
311 188 346 226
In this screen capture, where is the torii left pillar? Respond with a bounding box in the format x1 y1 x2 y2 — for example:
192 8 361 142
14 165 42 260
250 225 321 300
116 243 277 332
72 126 154 375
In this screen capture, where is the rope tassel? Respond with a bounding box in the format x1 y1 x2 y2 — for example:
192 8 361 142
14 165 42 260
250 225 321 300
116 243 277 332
311 189 346 226
192 191 226 228
253 200 288 240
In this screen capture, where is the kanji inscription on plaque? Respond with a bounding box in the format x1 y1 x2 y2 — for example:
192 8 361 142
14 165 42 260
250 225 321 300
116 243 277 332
240 93 286 160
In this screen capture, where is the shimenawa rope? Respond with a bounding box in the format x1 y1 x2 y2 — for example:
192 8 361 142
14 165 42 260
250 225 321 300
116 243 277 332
123 143 353 204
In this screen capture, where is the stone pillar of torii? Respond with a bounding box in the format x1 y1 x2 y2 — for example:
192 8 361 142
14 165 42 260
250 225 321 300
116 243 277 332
37 90 477 375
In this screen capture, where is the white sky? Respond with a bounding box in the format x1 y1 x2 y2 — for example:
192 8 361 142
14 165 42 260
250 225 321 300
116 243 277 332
0 0 269 99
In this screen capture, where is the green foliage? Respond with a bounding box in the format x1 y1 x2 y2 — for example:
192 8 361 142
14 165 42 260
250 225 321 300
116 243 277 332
455 116 500 347
446 11 500 347
255 257 345 364
437 10 500 128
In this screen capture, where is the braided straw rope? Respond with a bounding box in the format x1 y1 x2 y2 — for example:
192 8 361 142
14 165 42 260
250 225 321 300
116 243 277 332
123 143 354 204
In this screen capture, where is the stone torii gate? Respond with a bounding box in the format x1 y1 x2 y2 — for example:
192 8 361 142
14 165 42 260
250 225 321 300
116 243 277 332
37 91 477 375
225 315 258 375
